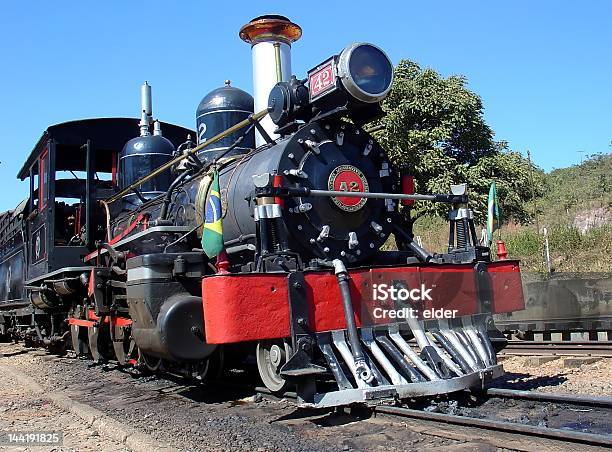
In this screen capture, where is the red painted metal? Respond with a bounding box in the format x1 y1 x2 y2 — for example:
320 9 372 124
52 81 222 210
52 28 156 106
87 269 94 298
496 240 508 260
39 148 49 209
273 174 284 206
401 174 415 206
111 151 118 186
216 250 231 274
84 213 149 262
110 213 148 245
85 309 132 327
202 261 524 345
67 310 131 329
68 318 95 328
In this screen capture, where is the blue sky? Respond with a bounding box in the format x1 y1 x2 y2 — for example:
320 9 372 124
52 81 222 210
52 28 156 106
0 1 610 211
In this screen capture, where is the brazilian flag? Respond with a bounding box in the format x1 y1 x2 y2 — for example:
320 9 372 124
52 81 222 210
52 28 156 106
486 181 501 244
201 170 224 258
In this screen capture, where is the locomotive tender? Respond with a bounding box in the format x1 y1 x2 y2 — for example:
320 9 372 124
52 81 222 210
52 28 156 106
0 15 524 407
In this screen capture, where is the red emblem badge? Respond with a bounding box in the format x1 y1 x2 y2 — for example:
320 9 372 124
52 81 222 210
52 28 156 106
328 165 369 212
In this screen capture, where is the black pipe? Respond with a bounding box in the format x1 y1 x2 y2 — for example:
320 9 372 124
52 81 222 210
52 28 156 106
160 170 190 220
393 225 434 262
431 331 471 374
332 259 373 383
223 234 256 247
131 188 148 204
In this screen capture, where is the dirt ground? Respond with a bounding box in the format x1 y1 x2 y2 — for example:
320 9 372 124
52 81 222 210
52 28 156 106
0 342 610 451
0 364 127 451
499 356 612 396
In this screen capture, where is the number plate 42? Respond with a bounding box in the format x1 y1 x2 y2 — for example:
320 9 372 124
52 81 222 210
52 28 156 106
308 58 337 102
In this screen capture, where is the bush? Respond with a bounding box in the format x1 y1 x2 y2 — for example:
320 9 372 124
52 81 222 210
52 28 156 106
504 229 541 257
548 226 582 254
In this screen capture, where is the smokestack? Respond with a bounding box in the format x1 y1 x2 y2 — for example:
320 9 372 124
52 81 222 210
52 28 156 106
139 81 153 136
240 15 301 146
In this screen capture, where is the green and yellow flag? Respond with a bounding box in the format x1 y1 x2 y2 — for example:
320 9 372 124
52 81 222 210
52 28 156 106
201 170 224 258
486 181 501 244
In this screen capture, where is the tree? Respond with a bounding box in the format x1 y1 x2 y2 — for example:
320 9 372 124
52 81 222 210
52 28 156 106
373 60 545 226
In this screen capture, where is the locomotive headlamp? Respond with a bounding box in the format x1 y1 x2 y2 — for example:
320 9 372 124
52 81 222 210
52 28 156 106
336 43 394 103
268 42 394 130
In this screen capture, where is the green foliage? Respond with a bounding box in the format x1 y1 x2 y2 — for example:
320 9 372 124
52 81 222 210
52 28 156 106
373 60 545 224
548 226 582 254
504 228 541 257
536 153 612 226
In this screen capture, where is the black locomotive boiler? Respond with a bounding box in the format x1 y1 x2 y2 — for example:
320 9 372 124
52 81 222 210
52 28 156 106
0 15 524 408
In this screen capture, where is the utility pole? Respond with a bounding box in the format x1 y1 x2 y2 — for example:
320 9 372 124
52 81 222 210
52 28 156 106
527 150 539 233
578 149 585 164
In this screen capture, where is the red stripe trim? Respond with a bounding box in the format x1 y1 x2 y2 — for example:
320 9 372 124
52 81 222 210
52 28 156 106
110 213 147 245
68 318 96 328
84 213 149 262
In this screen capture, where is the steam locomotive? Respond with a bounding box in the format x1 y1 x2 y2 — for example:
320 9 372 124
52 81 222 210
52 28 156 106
0 15 524 407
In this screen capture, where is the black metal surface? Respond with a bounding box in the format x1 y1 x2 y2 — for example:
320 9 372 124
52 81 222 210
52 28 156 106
335 270 366 364
375 334 424 382
126 252 213 362
84 139 94 248
218 121 394 265
281 272 325 376
17 118 194 180
118 134 175 206
195 83 254 160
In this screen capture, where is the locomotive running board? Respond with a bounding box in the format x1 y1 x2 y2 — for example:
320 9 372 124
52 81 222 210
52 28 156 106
296 320 503 408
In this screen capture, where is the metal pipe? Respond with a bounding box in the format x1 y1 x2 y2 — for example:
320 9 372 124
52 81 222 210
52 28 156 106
106 109 269 204
298 189 467 204
159 170 190 220
312 189 436 201
140 82 152 136
273 42 283 82
332 259 373 383
240 16 300 146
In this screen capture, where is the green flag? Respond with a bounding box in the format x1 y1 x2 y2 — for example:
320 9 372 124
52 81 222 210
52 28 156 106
486 181 501 244
201 170 224 258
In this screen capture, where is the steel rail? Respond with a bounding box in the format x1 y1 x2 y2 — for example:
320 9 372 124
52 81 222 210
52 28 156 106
375 405 612 448
106 108 269 204
502 342 612 357
485 387 612 409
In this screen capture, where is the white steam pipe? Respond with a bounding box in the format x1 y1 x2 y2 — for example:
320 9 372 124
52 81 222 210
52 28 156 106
250 41 292 146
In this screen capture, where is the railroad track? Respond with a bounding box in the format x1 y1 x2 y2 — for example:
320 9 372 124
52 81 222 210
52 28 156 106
376 404 611 449
375 388 612 449
3 341 611 450
502 340 612 357
257 386 612 449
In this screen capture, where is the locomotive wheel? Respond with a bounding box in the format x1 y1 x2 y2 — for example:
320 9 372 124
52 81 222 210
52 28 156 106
112 337 135 366
137 348 162 372
256 340 292 394
88 325 115 363
112 325 134 366
195 348 224 382
70 324 89 357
